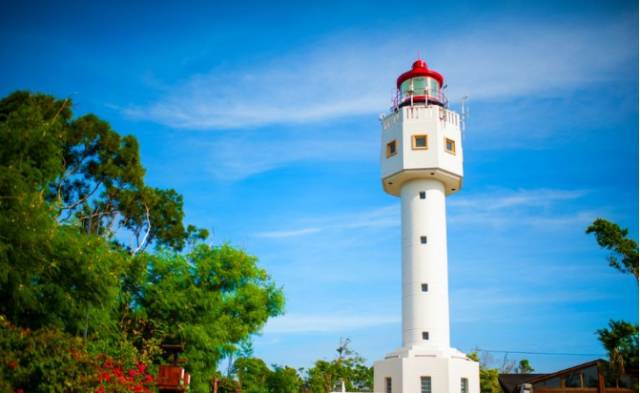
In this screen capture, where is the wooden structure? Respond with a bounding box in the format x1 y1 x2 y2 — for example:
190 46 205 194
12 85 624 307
157 344 191 392
499 360 637 393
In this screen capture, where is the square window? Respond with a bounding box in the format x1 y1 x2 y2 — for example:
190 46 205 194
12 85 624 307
420 236 427 244
422 331 429 340
445 138 456 154
421 283 429 292
386 140 397 158
386 377 392 393
421 376 432 393
419 191 426 199
461 378 469 393
412 134 428 150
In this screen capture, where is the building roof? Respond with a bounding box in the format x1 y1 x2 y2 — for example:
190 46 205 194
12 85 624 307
396 59 444 89
498 373 548 393
498 359 608 393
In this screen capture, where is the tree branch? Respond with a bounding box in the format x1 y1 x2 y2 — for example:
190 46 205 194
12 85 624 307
131 204 151 256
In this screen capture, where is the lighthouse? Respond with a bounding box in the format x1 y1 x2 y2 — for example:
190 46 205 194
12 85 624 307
373 60 479 393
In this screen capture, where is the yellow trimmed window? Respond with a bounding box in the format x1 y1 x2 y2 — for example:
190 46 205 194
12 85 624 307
412 134 428 150
386 140 397 158
445 138 456 154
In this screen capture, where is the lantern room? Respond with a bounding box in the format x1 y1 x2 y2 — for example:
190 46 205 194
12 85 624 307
396 59 445 107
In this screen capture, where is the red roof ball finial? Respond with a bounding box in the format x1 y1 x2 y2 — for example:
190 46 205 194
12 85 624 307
413 59 427 69
396 58 444 89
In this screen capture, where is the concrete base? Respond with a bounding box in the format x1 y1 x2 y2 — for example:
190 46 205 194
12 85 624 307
373 347 479 393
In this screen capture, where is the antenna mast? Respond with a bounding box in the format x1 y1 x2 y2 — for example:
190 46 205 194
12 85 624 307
460 96 469 138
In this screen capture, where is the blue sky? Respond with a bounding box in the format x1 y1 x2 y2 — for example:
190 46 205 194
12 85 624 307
1 0 638 373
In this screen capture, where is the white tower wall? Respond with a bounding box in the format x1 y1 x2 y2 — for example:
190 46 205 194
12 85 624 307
401 179 450 349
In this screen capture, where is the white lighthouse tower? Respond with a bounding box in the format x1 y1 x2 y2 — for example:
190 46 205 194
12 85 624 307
373 59 479 393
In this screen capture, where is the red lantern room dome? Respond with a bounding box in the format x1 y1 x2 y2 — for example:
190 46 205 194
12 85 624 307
396 59 444 89
395 59 446 108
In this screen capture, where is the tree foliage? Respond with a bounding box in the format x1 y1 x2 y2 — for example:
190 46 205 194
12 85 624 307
516 359 534 374
597 320 639 387
305 340 372 393
467 352 501 393
586 218 639 282
0 91 284 393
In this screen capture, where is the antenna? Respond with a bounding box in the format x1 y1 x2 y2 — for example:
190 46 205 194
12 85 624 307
460 96 469 138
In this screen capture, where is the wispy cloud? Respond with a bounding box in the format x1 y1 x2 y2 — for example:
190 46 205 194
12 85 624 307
256 188 592 240
124 16 634 130
254 205 399 239
200 130 376 180
449 188 598 229
263 313 399 334
255 227 321 239
451 287 617 324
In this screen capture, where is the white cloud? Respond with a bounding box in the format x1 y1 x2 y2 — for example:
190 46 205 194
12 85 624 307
448 188 598 229
263 313 399 334
254 205 399 239
255 227 321 239
201 130 376 180
124 16 634 130
256 188 592 240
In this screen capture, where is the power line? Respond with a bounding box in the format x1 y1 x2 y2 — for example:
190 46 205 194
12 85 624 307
473 348 606 357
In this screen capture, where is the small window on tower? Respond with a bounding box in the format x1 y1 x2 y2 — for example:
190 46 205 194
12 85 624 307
445 138 456 154
420 236 427 244
422 331 429 340
461 378 469 393
385 378 392 393
419 191 426 199
421 283 429 292
386 140 397 158
421 376 432 393
412 134 428 150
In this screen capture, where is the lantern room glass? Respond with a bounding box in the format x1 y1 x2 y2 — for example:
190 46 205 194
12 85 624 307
400 77 440 99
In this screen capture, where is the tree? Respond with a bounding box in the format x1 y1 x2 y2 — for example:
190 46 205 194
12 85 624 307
124 244 284 392
268 365 303 393
586 218 638 282
306 340 372 393
234 357 270 393
516 359 534 374
467 352 501 393
0 90 285 393
597 320 639 387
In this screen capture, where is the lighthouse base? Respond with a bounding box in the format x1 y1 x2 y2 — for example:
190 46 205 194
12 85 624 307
373 348 479 393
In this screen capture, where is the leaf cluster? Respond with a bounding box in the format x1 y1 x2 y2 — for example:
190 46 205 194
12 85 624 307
586 218 639 282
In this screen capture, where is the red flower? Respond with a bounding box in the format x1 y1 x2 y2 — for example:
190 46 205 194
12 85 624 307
145 374 154 383
128 368 139 377
137 362 146 373
96 386 104 393
7 360 17 370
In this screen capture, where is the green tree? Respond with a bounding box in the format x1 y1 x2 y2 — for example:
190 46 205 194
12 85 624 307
597 320 639 387
516 359 534 374
268 365 303 393
467 352 501 393
0 90 285 392
125 244 284 392
586 218 638 282
306 340 372 393
234 357 270 393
